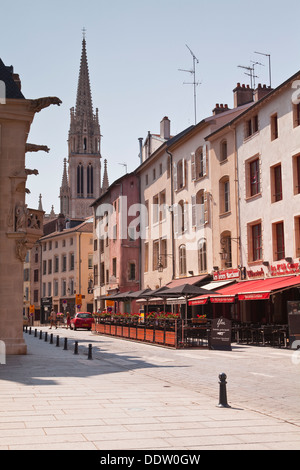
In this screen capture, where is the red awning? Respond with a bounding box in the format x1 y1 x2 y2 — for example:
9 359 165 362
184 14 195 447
166 275 210 289
189 276 300 305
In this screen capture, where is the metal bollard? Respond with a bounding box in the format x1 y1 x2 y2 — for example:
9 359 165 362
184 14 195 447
39 330 43 340
34 329 37 337
218 373 231 408
44 332 48 342
87 344 92 360
74 341 78 355
63 338 68 350
50 333 53 344
56 335 60 347
29 327 31 335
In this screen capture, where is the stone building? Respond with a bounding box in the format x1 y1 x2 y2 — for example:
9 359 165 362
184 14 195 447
0 57 61 354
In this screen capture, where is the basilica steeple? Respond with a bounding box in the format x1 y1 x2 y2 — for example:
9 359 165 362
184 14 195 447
60 32 102 220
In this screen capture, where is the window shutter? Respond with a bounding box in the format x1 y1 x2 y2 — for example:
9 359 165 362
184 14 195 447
191 152 196 181
174 204 178 235
182 158 186 187
184 202 189 232
204 190 209 224
173 162 177 191
203 144 207 176
191 195 196 227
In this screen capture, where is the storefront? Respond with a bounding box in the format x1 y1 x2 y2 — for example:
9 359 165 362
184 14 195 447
189 275 300 324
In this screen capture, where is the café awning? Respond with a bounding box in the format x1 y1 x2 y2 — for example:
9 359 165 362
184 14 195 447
189 275 300 305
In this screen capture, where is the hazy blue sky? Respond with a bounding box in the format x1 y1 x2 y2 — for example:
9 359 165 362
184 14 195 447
2 0 300 213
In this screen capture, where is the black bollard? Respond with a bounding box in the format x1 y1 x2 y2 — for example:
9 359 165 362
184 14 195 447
44 332 48 342
56 335 60 347
29 327 31 335
25 325 28 333
39 330 43 340
63 338 68 350
34 329 37 337
218 373 231 408
87 344 92 360
50 333 53 344
74 341 78 355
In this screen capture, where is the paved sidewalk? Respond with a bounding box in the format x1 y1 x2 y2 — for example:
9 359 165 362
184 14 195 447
0 327 300 450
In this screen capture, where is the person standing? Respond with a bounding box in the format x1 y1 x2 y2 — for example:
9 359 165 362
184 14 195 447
50 310 57 329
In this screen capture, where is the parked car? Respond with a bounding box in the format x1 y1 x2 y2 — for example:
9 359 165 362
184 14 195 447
70 312 94 330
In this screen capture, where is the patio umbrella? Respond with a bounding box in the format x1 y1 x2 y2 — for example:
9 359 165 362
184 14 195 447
151 284 214 324
126 288 153 299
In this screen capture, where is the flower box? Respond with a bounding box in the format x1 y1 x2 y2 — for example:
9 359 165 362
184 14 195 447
137 328 145 341
145 329 154 342
130 327 137 339
155 330 164 344
165 331 176 346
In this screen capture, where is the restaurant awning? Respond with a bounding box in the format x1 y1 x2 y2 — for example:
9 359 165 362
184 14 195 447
166 274 210 289
189 275 300 305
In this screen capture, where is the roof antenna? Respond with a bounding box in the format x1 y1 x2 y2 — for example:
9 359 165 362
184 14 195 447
118 162 127 174
179 44 201 125
254 51 272 88
82 27 86 40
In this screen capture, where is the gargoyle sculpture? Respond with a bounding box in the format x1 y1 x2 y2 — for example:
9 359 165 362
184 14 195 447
25 144 50 153
29 96 62 113
25 169 39 176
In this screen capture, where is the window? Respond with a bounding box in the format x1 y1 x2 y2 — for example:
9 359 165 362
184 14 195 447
42 283 46 298
62 255 67 272
112 258 117 277
34 290 39 303
43 260 47 275
159 191 166 221
54 280 58 297
153 240 160 271
88 254 93 269
100 262 105 285
179 245 187 276
93 265 99 285
48 259 52 275
220 140 228 162
176 159 186 189
34 269 39 283
160 239 168 269
293 103 300 128
177 200 186 235
245 115 259 138
54 256 59 273
191 146 207 180
145 174 148 186
159 163 163 175
251 223 262 262
198 239 207 273
106 269 109 284
77 163 84 197
62 279 66 297
69 279 74 296
295 216 300 258
153 195 159 224
219 176 230 214
271 113 278 141
48 282 51 297
246 157 260 197
94 239 98 251
144 243 149 272
220 232 232 268
273 221 285 261
293 154 300 195
87 163 94 196
128 262 136 281
271 164 282 202
153 168 156 181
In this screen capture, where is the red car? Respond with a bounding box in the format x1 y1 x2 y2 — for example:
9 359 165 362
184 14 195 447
70 312 94 330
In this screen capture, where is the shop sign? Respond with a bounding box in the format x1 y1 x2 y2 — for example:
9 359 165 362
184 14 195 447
213 269 240 281
209 317 232 351
247 268 264 278
270 262 300 276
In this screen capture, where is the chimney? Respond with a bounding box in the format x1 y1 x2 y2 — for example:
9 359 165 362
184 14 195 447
233 83 254 107
12 74 21 91
160 116 171 140
212 103 230 115
254 83 273 102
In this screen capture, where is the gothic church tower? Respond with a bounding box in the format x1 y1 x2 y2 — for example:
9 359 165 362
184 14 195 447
60 34 102 219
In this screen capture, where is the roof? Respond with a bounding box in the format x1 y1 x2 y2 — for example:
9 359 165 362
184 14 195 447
0 58 24 99
206 68 300 140
40 220 93 241
90 171 136 208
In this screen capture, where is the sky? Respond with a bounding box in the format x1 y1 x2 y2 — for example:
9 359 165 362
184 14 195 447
2 0 300 213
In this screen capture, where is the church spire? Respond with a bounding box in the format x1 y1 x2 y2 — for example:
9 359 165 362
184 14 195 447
102 159 109 193
75 35 93 120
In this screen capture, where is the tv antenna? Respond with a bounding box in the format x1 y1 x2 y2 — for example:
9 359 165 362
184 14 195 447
254 51 272 88
118 162 127 174
179 44 201 124
237 64 258 89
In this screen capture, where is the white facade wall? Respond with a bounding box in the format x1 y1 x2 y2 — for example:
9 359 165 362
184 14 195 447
236 78 300 276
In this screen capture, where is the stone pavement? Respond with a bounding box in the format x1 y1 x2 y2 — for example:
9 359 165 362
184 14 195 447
0 326 300 451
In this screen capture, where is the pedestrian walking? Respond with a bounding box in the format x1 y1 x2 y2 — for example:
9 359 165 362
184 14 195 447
49 310 57 329
66 312 71 329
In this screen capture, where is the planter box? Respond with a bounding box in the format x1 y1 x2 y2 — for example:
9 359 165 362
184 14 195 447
130 327 137 339
165 331 176 346
105 324 111 335
110 325 116 336
123 326 129 337
145 328 154 342
116 326 123 336
155 330 164 344
137 328 145 341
